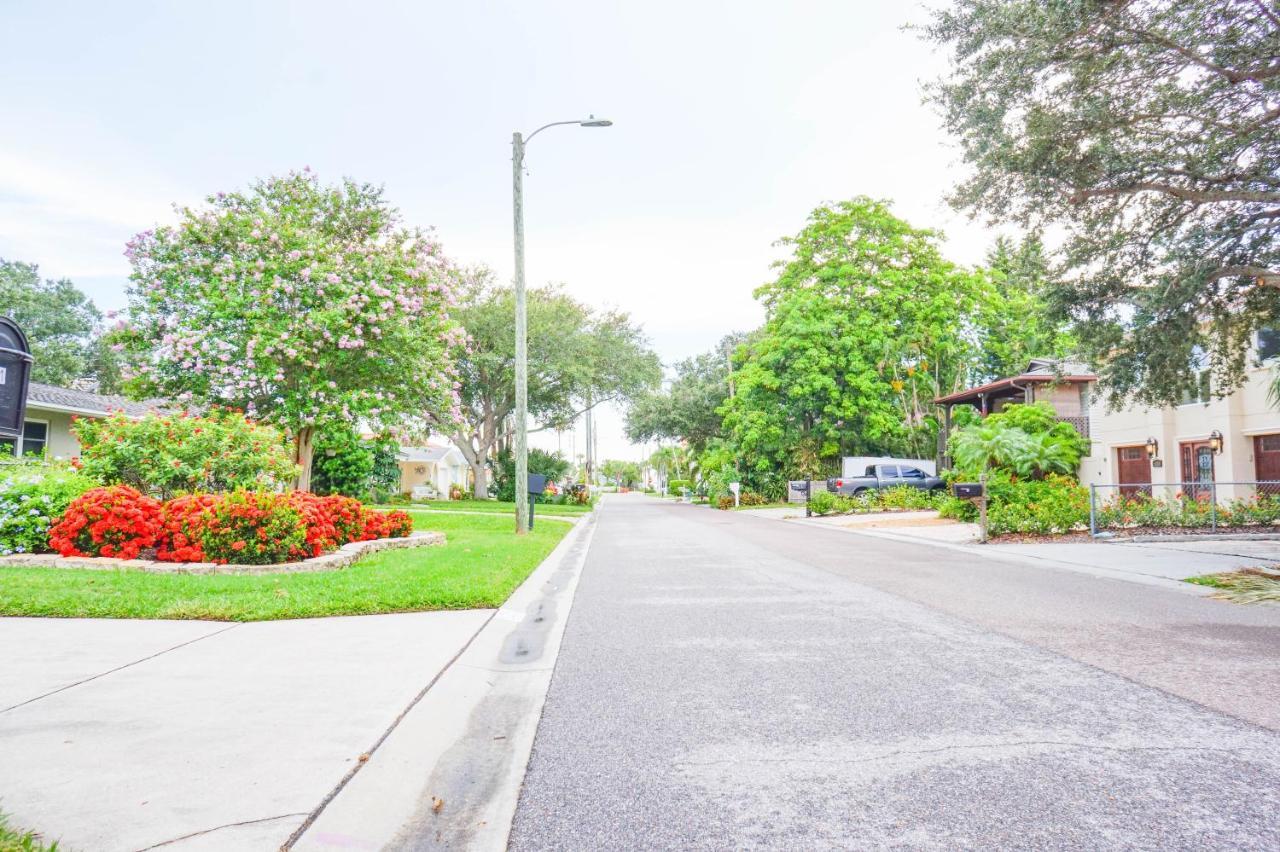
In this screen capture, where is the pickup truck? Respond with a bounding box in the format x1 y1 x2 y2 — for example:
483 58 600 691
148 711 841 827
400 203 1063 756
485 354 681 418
827 464 945 497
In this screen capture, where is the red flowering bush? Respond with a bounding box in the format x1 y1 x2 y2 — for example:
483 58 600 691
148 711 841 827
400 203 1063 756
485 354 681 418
287 491 341 558
201 491 307 565
360 509 414 541
321 495 366 545
49 485 164 559
156 493 222 563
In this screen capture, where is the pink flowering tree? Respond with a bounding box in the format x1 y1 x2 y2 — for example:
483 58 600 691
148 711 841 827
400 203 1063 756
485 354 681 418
117 170 463 490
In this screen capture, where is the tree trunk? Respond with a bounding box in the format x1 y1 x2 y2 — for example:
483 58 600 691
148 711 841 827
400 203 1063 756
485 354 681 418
294 426 316 492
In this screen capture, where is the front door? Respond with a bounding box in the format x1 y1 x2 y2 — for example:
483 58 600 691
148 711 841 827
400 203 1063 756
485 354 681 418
1253 434 1280 498
1180 441 1216 501
1116 445 1152 498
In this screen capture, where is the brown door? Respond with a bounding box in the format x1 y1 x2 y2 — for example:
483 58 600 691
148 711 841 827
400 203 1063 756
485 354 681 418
1253 434 1280 497
1116 446 1152 498
1180 441 1216 501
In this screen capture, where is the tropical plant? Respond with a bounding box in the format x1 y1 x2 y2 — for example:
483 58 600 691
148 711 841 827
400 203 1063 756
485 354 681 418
116 169 461 490
948 402 1088 480
73 410 297 499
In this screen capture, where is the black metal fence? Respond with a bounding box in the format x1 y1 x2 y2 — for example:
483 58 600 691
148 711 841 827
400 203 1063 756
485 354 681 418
1088 480 1280 536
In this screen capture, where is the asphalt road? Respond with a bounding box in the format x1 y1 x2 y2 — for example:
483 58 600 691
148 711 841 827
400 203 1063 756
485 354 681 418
509 495 1280 850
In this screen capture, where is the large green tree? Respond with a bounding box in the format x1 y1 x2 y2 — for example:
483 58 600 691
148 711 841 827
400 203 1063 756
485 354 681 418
972 235 1076 381
119 170 460 490
721 198 991 477
623 333 744 454
921 0 1280 406
0 259 118 390
425 269 661 498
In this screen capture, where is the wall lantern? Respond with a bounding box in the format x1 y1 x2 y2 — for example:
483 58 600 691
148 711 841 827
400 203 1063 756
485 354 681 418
1145 437 1159 459
1209 429 1224 454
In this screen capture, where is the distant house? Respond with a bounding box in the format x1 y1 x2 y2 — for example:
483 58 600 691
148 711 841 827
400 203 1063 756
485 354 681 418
397 444 470 498
2 381 157 460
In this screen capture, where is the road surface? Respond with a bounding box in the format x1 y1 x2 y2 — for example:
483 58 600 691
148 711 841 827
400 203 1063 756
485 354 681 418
509 495 1280 850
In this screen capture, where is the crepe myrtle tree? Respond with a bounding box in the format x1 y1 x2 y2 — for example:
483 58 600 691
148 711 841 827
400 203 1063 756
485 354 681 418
116 169 464 490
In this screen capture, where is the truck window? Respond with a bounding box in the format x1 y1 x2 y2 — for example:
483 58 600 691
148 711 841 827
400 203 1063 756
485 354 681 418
900 467 924 478
880 465 899 477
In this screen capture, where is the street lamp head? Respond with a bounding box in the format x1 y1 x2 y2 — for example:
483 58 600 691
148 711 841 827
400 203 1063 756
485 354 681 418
579 115 613 127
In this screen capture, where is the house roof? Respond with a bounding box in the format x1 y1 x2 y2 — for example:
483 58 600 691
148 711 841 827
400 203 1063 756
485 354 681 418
933 360 1097 406
399 445 463 463
26 382 162 418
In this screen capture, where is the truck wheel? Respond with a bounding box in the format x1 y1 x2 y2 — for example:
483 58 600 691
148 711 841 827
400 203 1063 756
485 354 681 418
852 488 868 497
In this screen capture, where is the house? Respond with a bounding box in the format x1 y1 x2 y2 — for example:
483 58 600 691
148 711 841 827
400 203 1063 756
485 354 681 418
397 444 471 498
934 358 1097 450
1 381 157 459
937 344 1280 502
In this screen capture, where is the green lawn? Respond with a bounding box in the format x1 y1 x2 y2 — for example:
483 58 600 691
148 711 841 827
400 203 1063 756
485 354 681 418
0 513 570 622
394 498 594 516
0 810 57 851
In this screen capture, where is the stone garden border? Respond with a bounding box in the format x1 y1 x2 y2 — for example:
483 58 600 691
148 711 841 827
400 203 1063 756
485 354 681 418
0 531 445 575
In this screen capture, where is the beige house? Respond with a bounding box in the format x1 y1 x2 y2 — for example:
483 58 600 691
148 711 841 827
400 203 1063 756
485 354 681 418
1079 340 1280 501
397 445 470 498
1 381 157 460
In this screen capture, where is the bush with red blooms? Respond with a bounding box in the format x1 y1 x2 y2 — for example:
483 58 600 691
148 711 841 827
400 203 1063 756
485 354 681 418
286 491 341 558
360 508 414 541
321 494 366 545
155 493 221 563
48 485 165 559
201 491 308 565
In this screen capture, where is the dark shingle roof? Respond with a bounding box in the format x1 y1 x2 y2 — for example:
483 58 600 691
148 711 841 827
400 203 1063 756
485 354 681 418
26 382 162 418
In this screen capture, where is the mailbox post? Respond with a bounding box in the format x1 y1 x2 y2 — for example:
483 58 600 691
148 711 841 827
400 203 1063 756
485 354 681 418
952 476 988 543
0 318 34 443
729 481 741 508
526 474 548 530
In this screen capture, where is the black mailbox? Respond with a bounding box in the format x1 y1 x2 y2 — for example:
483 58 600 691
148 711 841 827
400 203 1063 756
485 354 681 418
0 317 33 440
953 482 984 499
527 474 548 495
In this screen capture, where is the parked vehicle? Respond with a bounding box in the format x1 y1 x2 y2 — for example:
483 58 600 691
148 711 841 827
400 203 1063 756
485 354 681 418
826 464 945 496
839 456 936 478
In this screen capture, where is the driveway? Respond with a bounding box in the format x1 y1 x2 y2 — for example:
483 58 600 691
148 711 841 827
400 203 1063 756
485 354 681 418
511 495 1280 849
0 611 491 851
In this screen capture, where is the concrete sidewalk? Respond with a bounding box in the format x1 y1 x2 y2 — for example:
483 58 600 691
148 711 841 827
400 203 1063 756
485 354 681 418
0 611 491 851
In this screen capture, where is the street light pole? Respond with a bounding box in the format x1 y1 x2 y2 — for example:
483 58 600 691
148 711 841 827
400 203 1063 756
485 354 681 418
510 115 612 534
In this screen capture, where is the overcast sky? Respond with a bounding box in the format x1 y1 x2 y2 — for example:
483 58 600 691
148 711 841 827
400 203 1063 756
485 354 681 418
0 0 1001 464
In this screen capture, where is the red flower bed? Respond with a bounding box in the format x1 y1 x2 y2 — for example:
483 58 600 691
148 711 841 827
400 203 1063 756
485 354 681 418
49 485 164 559
44 489 416 565
156 493 221 562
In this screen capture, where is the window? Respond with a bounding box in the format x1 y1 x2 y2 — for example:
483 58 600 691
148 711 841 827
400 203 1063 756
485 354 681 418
1179 348 1211 405
1261 435 1280 453
20 420 47 457
900 467 925 478
1121 447 1144 461
1258 327 1280 363
880 465 899 477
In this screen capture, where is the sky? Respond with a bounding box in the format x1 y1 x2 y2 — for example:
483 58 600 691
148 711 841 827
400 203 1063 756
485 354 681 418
0 0 1002 465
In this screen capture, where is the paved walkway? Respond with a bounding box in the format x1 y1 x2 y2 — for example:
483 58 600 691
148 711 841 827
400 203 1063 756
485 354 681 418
0 611 490 851
510 495 1280 849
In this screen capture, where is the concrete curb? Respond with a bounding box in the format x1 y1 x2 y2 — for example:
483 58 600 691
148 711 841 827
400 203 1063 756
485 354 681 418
0 532 445 575
289 509 599 851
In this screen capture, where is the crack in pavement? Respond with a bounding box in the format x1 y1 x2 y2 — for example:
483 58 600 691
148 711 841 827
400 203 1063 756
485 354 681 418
132 811 309 850
1 624 240 714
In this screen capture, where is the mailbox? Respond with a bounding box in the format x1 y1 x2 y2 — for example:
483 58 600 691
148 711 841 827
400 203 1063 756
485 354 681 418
0 317 33 441
953 482 985 499
527 473 548 495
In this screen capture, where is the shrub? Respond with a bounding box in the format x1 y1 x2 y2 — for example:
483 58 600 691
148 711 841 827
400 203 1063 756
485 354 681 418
947 402 1089 480
74 409 297 499
494 448 571 502
667 479 693 495
985 474 1089 535
311 426 376 498
716 495 735 510
49 485 164 559
201 491 307 565
287 491 342 557
360 508 413 540
0 462 98 556
877 485 940 511
156 493 221 562
322 494 366 544
740 491 769 506
807 490 839 516
448 482 466 501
